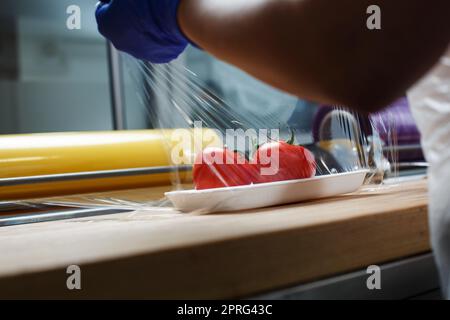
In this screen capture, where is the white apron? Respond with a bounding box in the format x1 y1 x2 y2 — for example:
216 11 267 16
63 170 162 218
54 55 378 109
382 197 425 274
408 47 450 298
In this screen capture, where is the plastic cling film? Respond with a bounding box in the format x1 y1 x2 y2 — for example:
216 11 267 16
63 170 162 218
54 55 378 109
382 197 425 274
3 54 409 213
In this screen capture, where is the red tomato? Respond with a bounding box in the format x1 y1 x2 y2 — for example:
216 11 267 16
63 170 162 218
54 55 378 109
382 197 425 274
254 141 316 183
193 147 260 190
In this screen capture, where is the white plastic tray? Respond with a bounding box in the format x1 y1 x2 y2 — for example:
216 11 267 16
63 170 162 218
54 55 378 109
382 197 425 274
165 170 368 214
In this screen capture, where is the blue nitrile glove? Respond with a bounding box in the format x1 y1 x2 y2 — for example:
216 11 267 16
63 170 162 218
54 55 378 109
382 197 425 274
95 0 189 64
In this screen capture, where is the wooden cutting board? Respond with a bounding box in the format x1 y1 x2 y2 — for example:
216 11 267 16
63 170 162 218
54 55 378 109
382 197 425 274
0 179 430 299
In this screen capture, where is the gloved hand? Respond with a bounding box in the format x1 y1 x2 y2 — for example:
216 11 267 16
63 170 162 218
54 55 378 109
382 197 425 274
95 0 189 63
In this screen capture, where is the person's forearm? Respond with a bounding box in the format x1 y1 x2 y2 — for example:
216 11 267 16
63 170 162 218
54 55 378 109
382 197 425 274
178 0 450 112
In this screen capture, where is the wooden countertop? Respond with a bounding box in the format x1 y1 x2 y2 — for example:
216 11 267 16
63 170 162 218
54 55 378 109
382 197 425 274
0 179 430 299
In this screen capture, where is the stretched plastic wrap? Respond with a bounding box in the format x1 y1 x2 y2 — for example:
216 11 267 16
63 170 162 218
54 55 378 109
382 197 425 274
1 54 410 214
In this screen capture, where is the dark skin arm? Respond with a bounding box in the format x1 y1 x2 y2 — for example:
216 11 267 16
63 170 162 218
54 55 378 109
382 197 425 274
178 0 450 112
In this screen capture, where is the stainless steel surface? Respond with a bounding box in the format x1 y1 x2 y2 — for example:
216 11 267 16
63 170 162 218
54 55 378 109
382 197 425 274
0 165 192 187
0 202 26 212
383 144 423 152
396 162 429 168
0 207 130 227
255 253 440 300
107 42 127 130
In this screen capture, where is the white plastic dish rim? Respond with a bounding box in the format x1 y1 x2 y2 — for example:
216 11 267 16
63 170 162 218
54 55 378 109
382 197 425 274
165 169 370 196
